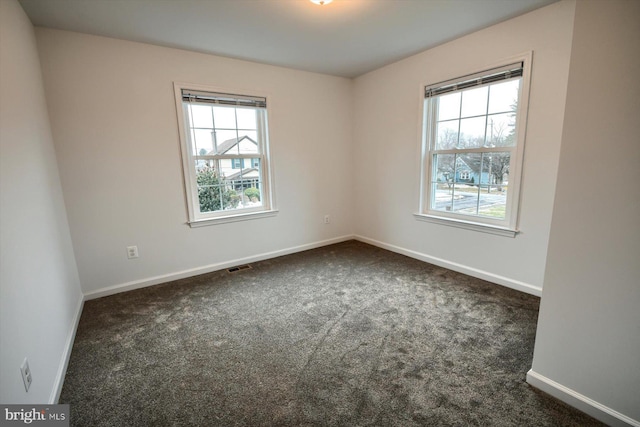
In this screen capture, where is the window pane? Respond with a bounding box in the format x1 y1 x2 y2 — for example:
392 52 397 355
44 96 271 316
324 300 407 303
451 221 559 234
477 152 510 219
437 92 461 121
431 154 454 212
431 182 453 213
241 182 262 208
451 184 480 215
237 131 259 153
477 187 507 219
214 130 239 154
196 165 240 213
478 192 507 219
224 160 263 209
190 104 213 128
193 129 214 155
455 153 481 185
483 151 510 188
194 158 217 174
459 116 486 148
236 108 257 130
436 120 459 150
486 113 516 147
432 153 455 184
460 86 488 118
197 184 218 213
218 157 234 178
488 79 520 114
451 153 481 215
213 106 236 129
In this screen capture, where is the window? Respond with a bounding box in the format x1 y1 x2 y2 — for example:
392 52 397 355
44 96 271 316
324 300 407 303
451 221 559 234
174 84 275 225
418 57 531 236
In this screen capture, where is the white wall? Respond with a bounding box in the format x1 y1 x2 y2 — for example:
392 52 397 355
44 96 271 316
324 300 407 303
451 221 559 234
351 0 576 294
529 0 640 425
0 0 83 404
35 29 354 297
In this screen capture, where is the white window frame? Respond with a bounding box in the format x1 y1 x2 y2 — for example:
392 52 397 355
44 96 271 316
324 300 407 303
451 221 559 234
415 53 532 237
173 82 277 227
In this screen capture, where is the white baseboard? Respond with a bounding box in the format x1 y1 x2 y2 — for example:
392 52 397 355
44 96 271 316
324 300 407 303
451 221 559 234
83 235 355 300
527 370 639 427
49 294 84 404
354 235 542 297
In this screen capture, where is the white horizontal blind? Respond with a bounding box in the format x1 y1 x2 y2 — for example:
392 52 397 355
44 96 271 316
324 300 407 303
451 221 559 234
181 89 266 108
425 62 523 98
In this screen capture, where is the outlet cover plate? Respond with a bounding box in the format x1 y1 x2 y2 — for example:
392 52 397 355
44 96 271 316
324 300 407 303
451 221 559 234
127 246 139 259
20 358 32 392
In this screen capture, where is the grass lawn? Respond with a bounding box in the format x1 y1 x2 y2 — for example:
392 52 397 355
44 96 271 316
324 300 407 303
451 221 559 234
478 204 506 218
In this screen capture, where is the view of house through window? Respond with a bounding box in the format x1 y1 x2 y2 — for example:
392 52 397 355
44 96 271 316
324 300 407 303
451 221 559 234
175 86 273 223
421 60 529 231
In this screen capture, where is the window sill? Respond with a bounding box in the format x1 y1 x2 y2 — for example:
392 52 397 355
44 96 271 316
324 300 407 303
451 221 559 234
413 213 519 238
188 209 279 228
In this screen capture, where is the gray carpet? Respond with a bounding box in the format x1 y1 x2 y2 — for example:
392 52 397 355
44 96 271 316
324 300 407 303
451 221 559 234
61 240 603 426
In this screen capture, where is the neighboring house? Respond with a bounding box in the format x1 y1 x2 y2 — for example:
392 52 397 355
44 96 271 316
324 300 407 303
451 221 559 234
226 167 260 192
206 135 261 191
454 155 489 185
441 154 508 186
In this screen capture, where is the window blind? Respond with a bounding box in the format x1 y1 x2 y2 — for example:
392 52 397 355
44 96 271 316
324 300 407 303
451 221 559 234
425 62 523 98
182 89 266 108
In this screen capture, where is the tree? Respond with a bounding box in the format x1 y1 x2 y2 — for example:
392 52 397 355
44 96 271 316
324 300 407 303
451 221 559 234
487 97 518 190
244 187 260 202
487 119 509 146
438 127 458 150
487 154 510 191
196 167 239 212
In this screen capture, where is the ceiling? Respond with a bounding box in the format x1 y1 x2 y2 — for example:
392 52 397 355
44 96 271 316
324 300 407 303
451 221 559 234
19 0 557 78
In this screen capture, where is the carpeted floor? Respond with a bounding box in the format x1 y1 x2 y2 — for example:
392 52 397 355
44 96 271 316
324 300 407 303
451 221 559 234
61 240 603 426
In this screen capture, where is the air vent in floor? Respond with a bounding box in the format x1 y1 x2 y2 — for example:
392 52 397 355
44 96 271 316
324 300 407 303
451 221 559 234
227 264 252 273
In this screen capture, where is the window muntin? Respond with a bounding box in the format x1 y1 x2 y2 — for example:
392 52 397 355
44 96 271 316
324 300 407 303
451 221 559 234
421 59 529 231
175 85 274 224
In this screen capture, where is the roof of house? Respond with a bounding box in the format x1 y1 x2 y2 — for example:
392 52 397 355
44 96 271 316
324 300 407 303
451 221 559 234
456 154 482 174
209 135 257 155
225 168 259 181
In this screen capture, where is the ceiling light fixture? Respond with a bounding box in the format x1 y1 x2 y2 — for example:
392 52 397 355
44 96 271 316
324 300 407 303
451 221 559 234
310 0 333 5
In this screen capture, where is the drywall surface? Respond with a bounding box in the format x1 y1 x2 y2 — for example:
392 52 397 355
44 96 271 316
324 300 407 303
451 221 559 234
0 0 83 403
352 0 576 291
531 0 640 423
35 29 354 295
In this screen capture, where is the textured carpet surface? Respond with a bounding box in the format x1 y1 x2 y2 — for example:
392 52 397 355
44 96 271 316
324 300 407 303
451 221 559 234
61 241 603 426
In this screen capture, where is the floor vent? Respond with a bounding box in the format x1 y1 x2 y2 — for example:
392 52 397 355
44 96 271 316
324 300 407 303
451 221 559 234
227 264 252 273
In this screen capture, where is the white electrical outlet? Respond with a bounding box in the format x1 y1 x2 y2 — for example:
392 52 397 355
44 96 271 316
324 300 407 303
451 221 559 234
20 358 32 392
324 214 330 224
126 245 139 259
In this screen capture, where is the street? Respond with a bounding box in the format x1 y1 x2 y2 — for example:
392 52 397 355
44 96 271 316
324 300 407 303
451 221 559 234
434 188 506 214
